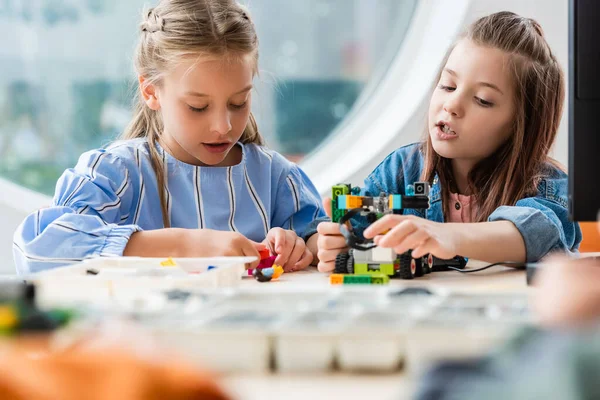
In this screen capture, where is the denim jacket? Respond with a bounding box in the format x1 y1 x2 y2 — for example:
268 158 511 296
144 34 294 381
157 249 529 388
305 143 581 262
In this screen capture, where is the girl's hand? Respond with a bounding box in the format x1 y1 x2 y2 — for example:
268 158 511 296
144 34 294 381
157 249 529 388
315 221 348 273
363 214 460 259
125 229 265 269
314 196 348 273
534 256 600 327
264 228 313 272
186 230 265 269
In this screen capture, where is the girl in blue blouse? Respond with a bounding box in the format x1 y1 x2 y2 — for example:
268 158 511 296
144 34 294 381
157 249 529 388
14 0 325 274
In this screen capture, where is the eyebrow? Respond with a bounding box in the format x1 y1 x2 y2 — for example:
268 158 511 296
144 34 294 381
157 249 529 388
443 68 504 95
185 85 253 97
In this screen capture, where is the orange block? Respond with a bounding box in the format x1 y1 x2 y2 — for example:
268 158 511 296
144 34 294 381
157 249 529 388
330 274 344 285
346 196 363 209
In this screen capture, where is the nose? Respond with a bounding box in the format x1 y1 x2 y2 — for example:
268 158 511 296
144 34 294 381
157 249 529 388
210 109 232 136
443 92 464 118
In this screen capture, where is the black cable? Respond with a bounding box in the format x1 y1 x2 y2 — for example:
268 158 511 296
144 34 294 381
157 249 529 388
448 261 527 273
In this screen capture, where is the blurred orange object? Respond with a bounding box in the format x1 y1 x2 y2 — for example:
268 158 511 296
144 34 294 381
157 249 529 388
0 338 231 400
579 222 600 253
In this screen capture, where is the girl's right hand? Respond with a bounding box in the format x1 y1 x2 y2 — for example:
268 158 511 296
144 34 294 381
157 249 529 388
185 230 264 269
315 197 348 272
125 229 264 270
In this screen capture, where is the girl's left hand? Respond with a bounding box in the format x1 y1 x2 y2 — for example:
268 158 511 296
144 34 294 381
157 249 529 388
363 215 460 259
263 228 313 272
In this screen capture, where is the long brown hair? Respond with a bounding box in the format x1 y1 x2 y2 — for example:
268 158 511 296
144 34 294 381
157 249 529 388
421 11 565 222
122 0 264 228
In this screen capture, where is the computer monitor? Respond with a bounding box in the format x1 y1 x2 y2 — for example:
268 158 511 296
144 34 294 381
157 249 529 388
569 0 600 222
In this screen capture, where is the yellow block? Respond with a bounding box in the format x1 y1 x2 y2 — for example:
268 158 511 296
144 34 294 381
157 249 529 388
160 257 177 267
330 274 344 285
0 306 18 330
272 265 284 279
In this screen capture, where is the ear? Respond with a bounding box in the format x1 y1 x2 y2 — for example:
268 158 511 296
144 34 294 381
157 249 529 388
139 75 161 111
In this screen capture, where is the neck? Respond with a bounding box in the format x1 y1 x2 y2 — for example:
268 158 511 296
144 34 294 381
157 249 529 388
450 158 477 195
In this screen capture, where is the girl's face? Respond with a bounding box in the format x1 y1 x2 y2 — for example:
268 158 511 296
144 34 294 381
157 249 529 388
147 55 254 166
428 39 516 164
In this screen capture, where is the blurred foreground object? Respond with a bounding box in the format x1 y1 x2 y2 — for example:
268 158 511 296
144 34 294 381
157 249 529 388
0 337 231 400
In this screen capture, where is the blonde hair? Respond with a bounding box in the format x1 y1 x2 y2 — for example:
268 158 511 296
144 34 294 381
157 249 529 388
421 12 565 222
122 0 263 228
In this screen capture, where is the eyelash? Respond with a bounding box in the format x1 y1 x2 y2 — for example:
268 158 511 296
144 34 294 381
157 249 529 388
437 85 494 108
188 102 248 113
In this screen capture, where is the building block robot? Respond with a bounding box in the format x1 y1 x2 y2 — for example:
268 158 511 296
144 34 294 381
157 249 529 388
332 182 466 280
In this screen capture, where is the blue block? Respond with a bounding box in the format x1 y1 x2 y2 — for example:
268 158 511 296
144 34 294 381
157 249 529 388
337 195 347 210
391 195 402 210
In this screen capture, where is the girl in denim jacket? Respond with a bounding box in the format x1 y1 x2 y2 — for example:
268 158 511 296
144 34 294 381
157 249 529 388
308 12 582 271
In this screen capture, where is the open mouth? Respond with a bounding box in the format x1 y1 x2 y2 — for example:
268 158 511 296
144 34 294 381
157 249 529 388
202 142 231 153
437 122 457 136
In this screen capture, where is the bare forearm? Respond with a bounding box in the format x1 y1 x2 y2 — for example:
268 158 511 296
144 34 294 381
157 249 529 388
453 221 526 263
123 229 187 257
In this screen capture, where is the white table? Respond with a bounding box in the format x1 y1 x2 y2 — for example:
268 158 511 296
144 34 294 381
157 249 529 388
223 262 528 400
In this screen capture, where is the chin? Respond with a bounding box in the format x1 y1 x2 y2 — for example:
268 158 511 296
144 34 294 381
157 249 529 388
198 153 226 166
430 136 457 159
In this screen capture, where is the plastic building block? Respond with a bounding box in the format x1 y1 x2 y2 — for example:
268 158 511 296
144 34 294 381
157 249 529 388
257 255 277 270
0 305 18 332
160 257 177 267
331 181 454 281
247 252 277 276
337 195 364 209
369 273 390 285
343 275 372 284
330 273 389 285
253 265 284 283
0 282 75 335
272 265 284 279
331 184 352 224
253 268 272 282
259 248 271 260
354 263 395 276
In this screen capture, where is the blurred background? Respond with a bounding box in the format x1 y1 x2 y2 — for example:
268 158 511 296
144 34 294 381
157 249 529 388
0 0 570 273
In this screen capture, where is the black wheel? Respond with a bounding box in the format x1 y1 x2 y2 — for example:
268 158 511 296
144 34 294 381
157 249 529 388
414 256 424 277
346 249 355 274
423 254 433 274
334 252 350 274
421 256 431 274
398 252 416 280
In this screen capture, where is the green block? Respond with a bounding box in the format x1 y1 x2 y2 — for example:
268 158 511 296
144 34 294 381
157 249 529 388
331 184 350 223
354 263 394 276
343 275 371 284
354 264 370 274
369 273 390 285
332 209 345 224
378 264 395 276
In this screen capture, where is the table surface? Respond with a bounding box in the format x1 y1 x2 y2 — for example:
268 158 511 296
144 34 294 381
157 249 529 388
223 260 529 400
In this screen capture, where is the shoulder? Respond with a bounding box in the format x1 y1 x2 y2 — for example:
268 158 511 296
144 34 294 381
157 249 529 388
103 138 151 165
365 142 425 194
535 161 569 208
242 143 296 175
373 142 424 174
71 139 148 180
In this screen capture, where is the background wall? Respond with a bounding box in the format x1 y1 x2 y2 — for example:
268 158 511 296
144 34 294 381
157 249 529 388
0 0 571 275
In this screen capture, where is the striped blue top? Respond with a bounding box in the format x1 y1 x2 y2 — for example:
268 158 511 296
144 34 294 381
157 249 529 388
13 138 325 274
